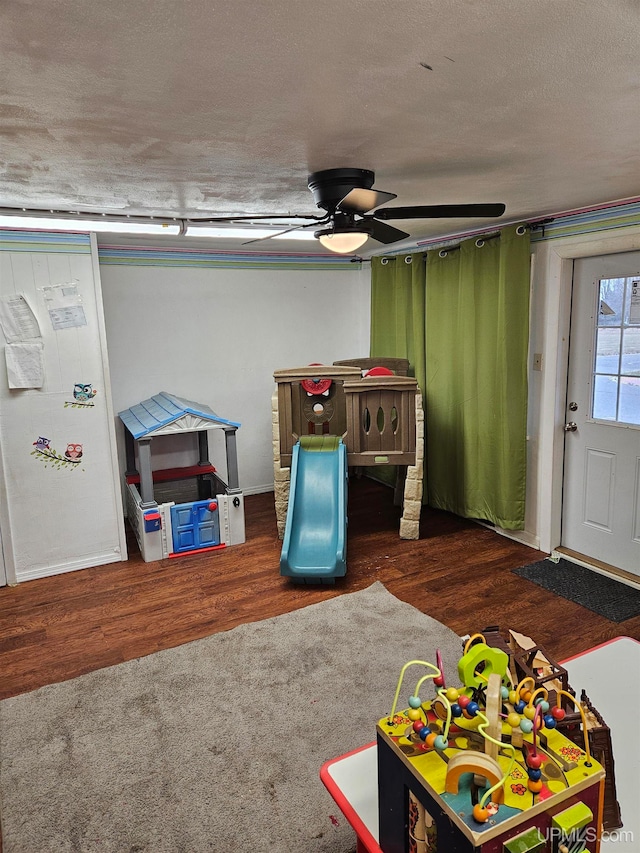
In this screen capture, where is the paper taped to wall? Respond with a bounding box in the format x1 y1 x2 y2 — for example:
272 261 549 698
48 305 87 330
0 294 41 342
5 341 45 388
42 282 87 330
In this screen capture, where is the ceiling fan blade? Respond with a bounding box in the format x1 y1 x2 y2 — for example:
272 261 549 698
241 221 321 246
374 203 506 220
338 188 398 214
369 219 410 245
188 213 323 223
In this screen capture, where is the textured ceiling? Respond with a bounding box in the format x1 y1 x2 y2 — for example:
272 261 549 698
1 0 639 253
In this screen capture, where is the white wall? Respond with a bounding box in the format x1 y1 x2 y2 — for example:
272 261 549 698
99 262 370 494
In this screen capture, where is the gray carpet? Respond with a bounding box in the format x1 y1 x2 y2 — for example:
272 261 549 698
514 558 640 622
0 582 461 853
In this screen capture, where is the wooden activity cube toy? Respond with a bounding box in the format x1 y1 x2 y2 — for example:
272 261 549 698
377 634 609 853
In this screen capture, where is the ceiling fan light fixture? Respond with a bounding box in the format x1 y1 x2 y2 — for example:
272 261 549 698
315 224 370 254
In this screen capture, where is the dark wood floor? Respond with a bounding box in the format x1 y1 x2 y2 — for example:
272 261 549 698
2 478 639 701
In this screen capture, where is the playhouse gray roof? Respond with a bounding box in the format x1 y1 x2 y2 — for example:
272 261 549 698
118 392 240 440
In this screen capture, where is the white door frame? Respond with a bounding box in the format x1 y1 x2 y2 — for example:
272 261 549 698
534 224 640 556
0 431 16 585
0 527 7 586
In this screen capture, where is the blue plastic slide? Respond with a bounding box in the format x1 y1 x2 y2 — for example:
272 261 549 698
280 435 348 583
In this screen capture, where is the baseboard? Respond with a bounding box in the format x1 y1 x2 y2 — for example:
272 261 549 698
494 526 540 550
15 550 125 583
242 484 274 496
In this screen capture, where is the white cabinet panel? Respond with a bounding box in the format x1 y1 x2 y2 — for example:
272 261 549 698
0 233 126 582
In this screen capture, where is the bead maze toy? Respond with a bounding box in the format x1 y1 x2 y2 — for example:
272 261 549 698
119 392 245 562
377 631 611 853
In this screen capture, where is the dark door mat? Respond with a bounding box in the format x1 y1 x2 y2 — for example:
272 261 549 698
513 559 640 622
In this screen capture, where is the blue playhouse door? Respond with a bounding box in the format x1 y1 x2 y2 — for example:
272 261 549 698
171 499 220 554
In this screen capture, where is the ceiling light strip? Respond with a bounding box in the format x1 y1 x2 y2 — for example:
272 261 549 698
0 209 320 240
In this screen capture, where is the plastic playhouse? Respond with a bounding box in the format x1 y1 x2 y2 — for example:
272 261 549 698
119 392 245 561
376 628 621 853
272 359 424 583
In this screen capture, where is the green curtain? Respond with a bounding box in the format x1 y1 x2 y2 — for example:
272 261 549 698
370 253 426 391
369 224 530 530
370 253 426 486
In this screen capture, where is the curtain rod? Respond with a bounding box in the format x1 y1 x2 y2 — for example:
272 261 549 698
370 220 544 264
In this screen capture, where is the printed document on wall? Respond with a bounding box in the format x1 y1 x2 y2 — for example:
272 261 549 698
5 341 45 388
42 282 87 330
0 294 41 342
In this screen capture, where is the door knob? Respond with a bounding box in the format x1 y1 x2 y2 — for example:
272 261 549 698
564 422 578 432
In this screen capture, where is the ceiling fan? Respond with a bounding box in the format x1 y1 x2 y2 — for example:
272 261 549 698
189 168 506 254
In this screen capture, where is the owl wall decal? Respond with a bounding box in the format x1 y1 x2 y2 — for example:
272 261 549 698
64 443 83 459
73 384 97 401
33 436 51 450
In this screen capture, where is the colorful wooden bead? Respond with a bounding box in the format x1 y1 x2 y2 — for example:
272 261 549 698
526 753 543 770
407 708 422 721
520 718 534 733
528 779 543 793
419 726 431 741
472 804 490 823
408 696 422 709
507 712 521 728
413 720 425 733
466 701 479 716
433 735 448 751
543 714 557 729
445 687 460 703
551 706 566 721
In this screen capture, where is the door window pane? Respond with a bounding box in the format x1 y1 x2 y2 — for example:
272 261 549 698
598 277 624 325
593 375 618 420
621 327 640 376
619 378 640 425
595 327 620 374
592 277 640 425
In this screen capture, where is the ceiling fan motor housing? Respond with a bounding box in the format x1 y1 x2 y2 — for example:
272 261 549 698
307 168 375 212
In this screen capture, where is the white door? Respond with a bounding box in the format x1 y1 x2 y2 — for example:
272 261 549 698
561 252 640 577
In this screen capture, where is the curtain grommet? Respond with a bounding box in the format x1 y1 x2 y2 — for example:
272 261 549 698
516 225 527 236
404 256 412 264
381 257 390 265
475 238 485 248
439 249 448 258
